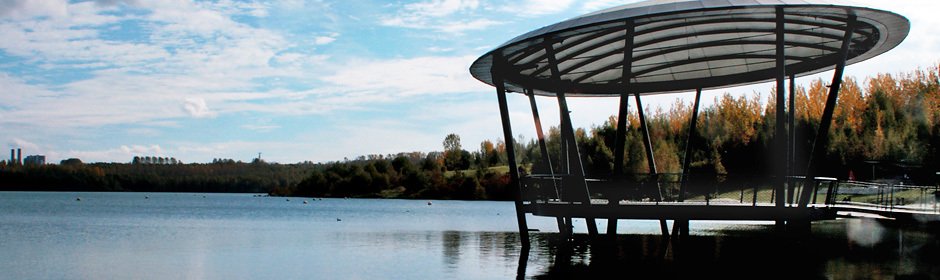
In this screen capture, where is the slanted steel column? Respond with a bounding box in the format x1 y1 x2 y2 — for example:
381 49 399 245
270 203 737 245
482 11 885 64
774 6 788 216
679 88 702 202
613 20 635 177
527 89 558 198
635 93 669 236
526 88 567 235
554 94 589 201
675 88 702 239
544 40 599 236
492 55 530 248
634 94 660 200
610 21 635 235
787 74 797 205
557 91 599 236
800 14 858 207
613 94 630 175
609 93 629 235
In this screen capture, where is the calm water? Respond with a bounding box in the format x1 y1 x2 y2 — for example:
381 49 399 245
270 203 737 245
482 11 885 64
0 192 937 279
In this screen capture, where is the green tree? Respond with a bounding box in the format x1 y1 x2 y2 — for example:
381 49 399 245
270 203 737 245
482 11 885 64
443 133 463 171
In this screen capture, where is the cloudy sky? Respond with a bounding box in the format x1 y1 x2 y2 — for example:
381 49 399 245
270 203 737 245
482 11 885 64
1 0 938 164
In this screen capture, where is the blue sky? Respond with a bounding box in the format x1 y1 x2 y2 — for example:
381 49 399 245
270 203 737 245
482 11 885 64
1 0 938 164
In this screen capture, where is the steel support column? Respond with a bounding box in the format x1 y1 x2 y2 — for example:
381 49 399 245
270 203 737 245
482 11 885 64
635 94 660 200
544 41 599 236
613 94 630 176
527 89 567 235
610 20 635 236
493 56 530 248
635 93 669 236
800 15 858 207
527 89 558 198
557 91 599 236
787 74 797 205
614 20 635 177
674 88 702 238
774 7 788 220
609 93 629 235
680 88 702 202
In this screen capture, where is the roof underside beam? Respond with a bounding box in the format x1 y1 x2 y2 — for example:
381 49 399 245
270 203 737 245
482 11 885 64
500 53 843 95
513 20 873 81
568 40 842 83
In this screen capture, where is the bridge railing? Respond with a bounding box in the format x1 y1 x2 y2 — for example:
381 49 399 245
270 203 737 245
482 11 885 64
520 174 940 216
520 173 831 206
833 181 940 213
521 174 876 208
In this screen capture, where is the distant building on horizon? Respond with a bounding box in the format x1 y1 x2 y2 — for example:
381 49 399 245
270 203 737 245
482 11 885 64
24 155 45 166
133 156 180 165
9 148 23 166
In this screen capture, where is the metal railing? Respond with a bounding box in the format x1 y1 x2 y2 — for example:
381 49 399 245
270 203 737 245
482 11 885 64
520 174 844 206
833 181 940 213
521 174 940 214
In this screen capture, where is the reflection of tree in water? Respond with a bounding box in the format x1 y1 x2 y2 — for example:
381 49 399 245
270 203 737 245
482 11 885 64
442 231 462 269
477 232 522 264
442 231 526 273
521 223 940 280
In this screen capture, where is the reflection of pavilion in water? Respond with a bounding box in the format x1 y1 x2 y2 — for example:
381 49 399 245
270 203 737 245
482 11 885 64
516 227 940 279
469 0 928 248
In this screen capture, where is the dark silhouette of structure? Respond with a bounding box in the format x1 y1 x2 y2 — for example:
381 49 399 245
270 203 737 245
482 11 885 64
470 0 919 247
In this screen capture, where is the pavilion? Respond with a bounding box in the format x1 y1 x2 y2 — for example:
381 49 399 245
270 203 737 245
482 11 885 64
470 0 909 246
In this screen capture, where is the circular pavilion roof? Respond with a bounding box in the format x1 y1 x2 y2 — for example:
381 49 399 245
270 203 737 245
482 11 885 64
469 0 909 97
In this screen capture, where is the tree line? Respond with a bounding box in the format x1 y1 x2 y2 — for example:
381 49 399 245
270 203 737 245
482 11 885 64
0 160 312 193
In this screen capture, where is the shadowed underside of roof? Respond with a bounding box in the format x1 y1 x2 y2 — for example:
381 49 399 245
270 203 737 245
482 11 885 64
469 0 909 97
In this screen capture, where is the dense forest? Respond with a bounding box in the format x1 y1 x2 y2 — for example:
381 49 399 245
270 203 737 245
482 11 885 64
2 65 939 199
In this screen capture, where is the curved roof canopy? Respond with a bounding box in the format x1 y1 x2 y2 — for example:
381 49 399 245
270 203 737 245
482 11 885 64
470 0 909 97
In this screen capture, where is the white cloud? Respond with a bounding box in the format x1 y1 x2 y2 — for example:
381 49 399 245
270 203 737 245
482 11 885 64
381 17 503 33
0 0 69 19
120 144 163 155
125 127 163 137
841 0 940 78
427 46 454 52
206 0 270 18
314 35 336 45
435 18 503 33
579 0 634 13
381 0 501 34
398 0 480 18
182 97 216 118
0 0 315 130
500 0 576 17
8 138 40 151
319 55 490 98
241 124 280 132
270 52 329 67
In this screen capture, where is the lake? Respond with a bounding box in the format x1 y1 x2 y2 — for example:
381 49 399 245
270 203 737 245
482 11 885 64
1 192 937 279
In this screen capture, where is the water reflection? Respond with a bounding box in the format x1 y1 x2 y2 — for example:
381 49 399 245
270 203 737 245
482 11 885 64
516 221 940 280
2 193 937 279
